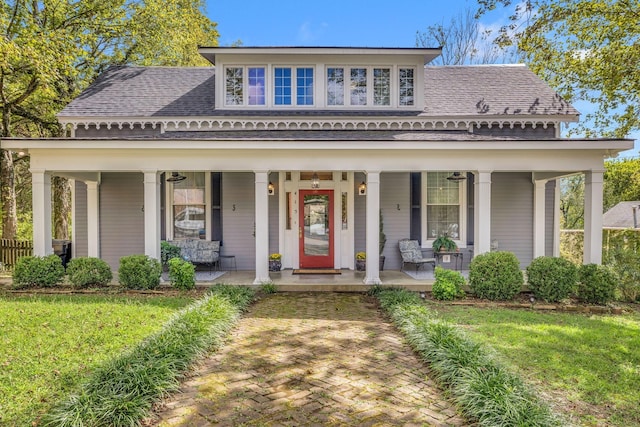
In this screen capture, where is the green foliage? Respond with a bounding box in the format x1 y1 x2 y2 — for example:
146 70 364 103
0 294 191 427
432 266 465 301
168 257 195 291
161 241 182 266
559 174 584 229
207 284 255 309
375 288 562 426
577 264 617 305
260 282 278 294
379 210 386 254
118 255 162 290
66 257 113 288
432 235 457 252
479 0 640 138
44 287 253 426
604 158 640 211
526 256 577 302
12 255 64 288
468 251 523 300
376 288 422 311
607 247 640 302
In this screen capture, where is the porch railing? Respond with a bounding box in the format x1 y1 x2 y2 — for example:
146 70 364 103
0 239 33 270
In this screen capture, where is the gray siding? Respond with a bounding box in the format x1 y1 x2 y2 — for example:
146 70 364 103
74 181 88 258
380 173 410 270
222 172 255 270
474 124 556 139
545 180 556 256
491 172 534 268
100 173 145 270
268 172 279 256
354 172 367 256
75 124 161 138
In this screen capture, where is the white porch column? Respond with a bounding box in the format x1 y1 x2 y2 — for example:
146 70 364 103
86 181 100 257
533 179 547 258
364 171 381 285
254 171 271 284
553 181 561 257
143 171 161 260
474 171 492 257
31 170 52 256
584 170 604 264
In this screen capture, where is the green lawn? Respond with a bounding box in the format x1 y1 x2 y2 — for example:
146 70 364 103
431 303 640 426
0 293 194 426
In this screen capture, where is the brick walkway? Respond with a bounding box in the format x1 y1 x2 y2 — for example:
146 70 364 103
152 293 467 426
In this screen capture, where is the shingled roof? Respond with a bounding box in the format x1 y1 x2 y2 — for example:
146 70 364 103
58 64 579 119
603 201 640 228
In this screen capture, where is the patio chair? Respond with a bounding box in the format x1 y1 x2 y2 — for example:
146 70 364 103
399 239 436 272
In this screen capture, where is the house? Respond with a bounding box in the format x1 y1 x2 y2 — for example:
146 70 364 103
2 47 633 285
603 201 640 229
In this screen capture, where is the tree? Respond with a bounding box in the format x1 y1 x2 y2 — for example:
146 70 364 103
560 174 585 229
416 7 517 65
0 0 218 239
604 158 640 211
476 0 640 138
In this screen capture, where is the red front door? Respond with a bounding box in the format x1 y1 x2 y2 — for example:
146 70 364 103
299 190 334 268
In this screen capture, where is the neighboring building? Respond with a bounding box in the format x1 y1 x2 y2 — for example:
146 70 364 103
603 201 640 229
2 47 633 284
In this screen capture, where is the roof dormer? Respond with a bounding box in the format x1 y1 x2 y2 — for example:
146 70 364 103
198 47 441 111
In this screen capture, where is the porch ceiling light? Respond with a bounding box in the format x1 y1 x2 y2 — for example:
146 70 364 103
166 172 187 183
446 171 466 181
311 172 320 189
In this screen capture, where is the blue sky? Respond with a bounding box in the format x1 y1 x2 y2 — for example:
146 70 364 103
204 0 639 157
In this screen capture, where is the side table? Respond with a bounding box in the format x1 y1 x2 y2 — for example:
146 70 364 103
434 251 463 270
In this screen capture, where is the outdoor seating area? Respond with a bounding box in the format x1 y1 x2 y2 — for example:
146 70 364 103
166 239 220 271
398 239 436 272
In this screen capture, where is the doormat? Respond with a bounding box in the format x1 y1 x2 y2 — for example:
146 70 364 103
292 269 342 275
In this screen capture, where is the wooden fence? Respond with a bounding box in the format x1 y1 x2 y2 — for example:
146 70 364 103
0 239 33 270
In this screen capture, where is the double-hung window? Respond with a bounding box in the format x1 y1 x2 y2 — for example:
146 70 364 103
399 68 415 106
423 172 465 245
224 66 266 106
326 66 404 107
171 172 206 240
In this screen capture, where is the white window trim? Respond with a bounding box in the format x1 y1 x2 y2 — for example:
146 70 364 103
324 65 417 109
420 171 467 249
165 171 211 241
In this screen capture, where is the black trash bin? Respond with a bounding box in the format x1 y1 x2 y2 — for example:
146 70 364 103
52 239 72 268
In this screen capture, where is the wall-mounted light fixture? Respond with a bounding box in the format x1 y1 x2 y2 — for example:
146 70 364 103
311 172 320 189
358 181 367 196
268 181 275 195
166 172 186 183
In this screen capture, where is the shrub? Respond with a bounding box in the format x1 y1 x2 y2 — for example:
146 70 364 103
65 257 113 288
526 256 577 302
118 255 162 290
468 251 523 300
161 241 181 267
260 282 278 294
607 248 640 302
432 266 465 301
577 264 617 305
168 257 195 290
12 255 64 288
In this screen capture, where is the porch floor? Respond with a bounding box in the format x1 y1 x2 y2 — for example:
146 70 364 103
195 268 469 292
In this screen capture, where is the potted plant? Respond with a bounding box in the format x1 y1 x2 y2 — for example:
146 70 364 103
379 210 387 271
355 252 366 271
268 253 282 271
432 234 457 253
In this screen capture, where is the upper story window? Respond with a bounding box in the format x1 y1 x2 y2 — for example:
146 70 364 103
272 67 314 106
399 68 414 106
326 66 413 107
224 66 266 106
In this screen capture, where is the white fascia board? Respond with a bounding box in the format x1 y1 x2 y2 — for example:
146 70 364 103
3 138 633 153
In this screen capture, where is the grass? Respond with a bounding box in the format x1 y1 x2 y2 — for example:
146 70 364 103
374 287 562 427
431 303 640 427
0 293 193 426
43 284 254 427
